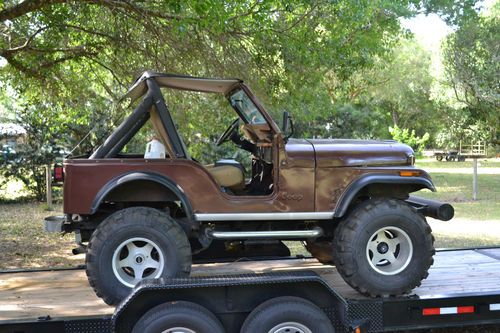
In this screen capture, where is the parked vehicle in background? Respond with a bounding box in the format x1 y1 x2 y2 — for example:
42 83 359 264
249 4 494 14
433 141 487 162
45 71 454 305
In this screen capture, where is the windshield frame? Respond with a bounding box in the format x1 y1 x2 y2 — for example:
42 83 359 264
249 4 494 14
228 88 268 125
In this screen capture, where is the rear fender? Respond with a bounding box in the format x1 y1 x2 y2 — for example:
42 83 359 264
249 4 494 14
90 171 194 221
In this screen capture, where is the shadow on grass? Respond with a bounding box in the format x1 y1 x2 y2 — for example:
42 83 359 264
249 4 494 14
0 235 83 270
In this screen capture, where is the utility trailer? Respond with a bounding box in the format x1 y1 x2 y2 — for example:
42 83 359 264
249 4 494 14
433 141 487 162
1 248 500 333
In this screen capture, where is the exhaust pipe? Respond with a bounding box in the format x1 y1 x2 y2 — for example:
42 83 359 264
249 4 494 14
406 196 454 221
206 227 323 240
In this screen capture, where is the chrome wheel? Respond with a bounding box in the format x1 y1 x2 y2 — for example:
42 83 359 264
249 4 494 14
269 322 312 333
366 226 413 275
112 237 165 287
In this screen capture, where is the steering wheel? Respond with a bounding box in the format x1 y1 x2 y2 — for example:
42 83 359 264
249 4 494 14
216 118 240 146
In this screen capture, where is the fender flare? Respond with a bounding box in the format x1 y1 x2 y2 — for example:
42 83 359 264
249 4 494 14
90 171 194 221
333 174 435 218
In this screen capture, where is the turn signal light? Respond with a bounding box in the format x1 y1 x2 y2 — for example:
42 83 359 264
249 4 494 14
399 170 421 177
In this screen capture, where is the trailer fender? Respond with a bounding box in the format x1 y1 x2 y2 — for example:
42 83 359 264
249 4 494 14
112 271 345 333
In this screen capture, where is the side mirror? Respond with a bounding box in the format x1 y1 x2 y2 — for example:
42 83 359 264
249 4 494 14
282 111 290 134
282 111 294 142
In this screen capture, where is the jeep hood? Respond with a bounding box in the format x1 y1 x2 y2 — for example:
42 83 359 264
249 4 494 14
285 138 414 168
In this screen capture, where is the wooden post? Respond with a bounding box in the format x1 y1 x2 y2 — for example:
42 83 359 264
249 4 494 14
472 158 478 201
46 164 53 210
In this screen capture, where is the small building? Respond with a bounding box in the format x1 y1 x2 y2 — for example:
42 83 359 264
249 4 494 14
0 123 26 149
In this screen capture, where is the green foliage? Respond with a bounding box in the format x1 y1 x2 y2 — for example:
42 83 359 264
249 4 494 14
1 99 68 200
0 0 487 201
442 3 499 144
367 40 436 135
434 106 492 149
163 90 252 165
297 38 439 146
420 0 481 25
389 125 430 154
290 102 391 140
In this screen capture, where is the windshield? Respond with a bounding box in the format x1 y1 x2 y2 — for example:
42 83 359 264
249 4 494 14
229 89 266 124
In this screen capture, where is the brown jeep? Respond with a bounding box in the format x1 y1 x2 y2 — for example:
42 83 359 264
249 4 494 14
45 72 453 305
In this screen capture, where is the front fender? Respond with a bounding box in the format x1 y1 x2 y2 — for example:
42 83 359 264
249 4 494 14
333 174 435 218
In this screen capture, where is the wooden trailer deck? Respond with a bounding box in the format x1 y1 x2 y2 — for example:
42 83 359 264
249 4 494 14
1 248 499 322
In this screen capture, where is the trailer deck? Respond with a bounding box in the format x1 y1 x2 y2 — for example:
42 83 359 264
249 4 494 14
1 248 500 332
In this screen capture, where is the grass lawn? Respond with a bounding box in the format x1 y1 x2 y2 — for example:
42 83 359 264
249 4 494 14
415 172 499 220
0 202 84 270
413 159 500 249
416 158 500 169
416 159 500 221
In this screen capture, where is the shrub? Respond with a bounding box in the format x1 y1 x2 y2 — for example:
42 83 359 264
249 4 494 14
389 125 429 155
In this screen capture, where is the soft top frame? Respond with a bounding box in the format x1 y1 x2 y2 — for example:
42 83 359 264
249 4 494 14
121 71 242 104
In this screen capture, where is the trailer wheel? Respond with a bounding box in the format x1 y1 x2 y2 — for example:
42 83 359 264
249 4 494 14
435 155 443 161
86 207 191 305
131 301 224 333
240 296 334 333
333 199 434 297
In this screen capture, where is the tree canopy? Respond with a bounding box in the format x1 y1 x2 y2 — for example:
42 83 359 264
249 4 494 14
443 1 499 144
1 0 497 199
0 0 481 98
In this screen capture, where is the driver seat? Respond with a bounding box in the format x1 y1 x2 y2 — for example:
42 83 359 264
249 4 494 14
205 160 245 191
179 135 245 191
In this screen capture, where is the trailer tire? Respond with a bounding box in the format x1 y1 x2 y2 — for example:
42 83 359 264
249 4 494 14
132 301 224 333
86 207 191 305
240 296 334 333
333 198 434 297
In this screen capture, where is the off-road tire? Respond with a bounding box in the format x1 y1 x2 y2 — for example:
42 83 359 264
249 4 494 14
131 301 225 333
333 198 434 297
86 207 191 305
240 296 334 333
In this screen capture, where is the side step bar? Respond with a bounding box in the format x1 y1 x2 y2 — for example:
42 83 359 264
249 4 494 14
206 227 324 240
